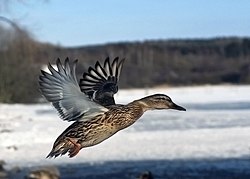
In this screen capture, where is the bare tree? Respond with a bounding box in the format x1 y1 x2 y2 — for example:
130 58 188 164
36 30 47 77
0 16 40 103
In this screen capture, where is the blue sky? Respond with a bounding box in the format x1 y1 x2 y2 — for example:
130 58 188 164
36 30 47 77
2 0 250 47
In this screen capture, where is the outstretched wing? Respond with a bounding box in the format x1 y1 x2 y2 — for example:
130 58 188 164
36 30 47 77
39 58 108 122
79 57 125 106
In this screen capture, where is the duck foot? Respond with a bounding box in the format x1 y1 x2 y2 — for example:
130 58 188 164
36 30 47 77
66 137 81 158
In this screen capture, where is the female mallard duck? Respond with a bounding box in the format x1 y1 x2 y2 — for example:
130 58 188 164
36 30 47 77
39 57 186 158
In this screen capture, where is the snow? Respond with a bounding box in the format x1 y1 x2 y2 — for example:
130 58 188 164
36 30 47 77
116 85 250 104
0 85 250 169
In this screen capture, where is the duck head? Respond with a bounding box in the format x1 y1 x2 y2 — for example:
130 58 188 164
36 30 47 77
137 94 186 111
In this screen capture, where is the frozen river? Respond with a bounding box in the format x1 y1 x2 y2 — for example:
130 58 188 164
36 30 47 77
0 85 250 178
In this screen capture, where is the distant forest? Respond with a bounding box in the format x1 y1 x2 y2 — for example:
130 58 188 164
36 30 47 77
0 22 250 103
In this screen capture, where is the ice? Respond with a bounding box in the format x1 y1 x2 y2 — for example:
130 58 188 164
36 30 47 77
0 85 250 169
116 85 250 104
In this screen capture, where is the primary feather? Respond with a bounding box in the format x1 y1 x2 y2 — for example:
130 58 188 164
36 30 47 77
39 58 108 122
79 57 125 106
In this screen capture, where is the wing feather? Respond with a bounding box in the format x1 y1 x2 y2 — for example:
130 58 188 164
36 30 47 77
79 57 125 106
39 58 108 122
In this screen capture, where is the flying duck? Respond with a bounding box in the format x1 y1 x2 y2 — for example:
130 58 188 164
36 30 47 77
39 57 186 158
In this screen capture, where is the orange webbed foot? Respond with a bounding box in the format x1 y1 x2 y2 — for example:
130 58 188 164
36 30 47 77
65 137 81 158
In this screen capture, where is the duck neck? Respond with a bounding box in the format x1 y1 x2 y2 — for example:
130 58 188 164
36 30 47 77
130 99 153 112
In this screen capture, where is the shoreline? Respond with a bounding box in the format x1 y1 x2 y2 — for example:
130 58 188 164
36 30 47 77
8 157 250 179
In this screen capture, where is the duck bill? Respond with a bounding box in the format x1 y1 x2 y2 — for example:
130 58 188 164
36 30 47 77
171 102 186 111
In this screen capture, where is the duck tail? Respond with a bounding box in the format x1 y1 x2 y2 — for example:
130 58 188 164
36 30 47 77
46 136 81 158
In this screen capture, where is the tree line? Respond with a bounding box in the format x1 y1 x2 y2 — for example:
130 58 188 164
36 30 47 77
0 23 250 103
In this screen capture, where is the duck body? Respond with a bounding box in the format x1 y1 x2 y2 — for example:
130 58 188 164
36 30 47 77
48 100 145 158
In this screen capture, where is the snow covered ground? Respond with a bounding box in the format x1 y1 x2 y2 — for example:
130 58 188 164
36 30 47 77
1 85 250 178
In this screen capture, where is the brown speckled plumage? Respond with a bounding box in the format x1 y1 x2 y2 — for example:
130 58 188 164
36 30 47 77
39 57 186 158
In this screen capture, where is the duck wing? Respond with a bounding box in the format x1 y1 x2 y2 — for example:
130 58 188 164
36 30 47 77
39 58 108 122
79 57 125 106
